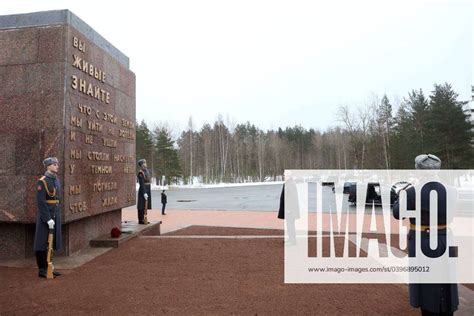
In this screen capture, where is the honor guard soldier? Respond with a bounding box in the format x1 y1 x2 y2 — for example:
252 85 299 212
393 154 459 315
137 159 152 224
33 157 62 278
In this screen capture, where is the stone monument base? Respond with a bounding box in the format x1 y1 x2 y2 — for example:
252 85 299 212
0 209 121 259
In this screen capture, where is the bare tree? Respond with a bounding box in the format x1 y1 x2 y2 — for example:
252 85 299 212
256 131 265 181
216 114 230 182
358 104 372 169
187 116 194 184
337 104 372 168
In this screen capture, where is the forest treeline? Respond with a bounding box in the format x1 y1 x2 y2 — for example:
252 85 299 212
136 83 473 184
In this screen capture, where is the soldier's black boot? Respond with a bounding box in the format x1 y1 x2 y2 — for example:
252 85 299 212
38 269 47 278
36 251 48 278
138 209 145 224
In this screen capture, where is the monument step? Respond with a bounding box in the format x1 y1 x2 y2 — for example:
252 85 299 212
90 221 162 248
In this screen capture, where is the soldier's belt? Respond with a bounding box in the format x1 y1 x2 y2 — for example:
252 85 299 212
144 183 151 185
46 200 59 204
410 224 447 231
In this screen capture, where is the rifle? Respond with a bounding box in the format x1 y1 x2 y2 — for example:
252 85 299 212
144 198 149 224
46 228 54 279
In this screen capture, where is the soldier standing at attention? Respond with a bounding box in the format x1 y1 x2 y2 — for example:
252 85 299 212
137 159 152 224
33 157 62 278
393 154 459 316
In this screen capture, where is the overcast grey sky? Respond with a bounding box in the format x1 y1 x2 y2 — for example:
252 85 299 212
3 0 472 132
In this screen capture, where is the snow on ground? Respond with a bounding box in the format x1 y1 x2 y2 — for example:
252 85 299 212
135 172 473 191
172 181 284 189
136 179 283 191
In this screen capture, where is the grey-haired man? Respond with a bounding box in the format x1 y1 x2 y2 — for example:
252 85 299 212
33 157 62 278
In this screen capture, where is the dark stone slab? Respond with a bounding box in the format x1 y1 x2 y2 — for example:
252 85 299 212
90 221 162 248
0 134 15 176
0 28 38 65
64 210 122 255
38 25 66 63
103 53 120 89
0 223 27 258
0 10 129 68
119 65 136 98
0 10 67 29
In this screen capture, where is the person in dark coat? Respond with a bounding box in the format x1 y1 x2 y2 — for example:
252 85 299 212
278 179 300 244
278 184 285 219
137 159 152 224
392 154 458 315
161 190 167 215
33 157 62 278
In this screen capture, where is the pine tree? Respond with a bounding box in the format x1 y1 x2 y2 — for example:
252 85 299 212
135 120 154 172
426 83 473 168
154 128 182 184
376 94 393 168
390 104 417 168
407 89 429 152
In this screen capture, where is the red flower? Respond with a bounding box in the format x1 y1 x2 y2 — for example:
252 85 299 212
111 227 121 238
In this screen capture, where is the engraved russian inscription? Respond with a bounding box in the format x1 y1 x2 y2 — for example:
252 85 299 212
69 185 81 195
66 33 135 217
85 134 94 144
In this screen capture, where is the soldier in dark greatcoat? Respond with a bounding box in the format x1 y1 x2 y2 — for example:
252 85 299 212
137 159 152 224
393 154 458 315
33 157 62 278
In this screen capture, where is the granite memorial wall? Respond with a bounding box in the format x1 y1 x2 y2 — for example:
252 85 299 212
0 10 136 258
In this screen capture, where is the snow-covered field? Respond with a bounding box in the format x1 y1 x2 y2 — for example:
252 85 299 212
136 173 474 192
136 179 284 191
